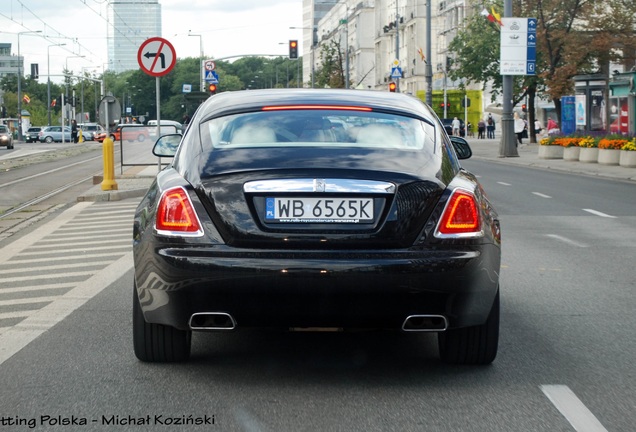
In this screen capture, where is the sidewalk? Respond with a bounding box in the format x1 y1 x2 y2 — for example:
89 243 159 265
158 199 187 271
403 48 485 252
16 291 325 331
77 165 159 202
465 137 636 183
76 137 636 202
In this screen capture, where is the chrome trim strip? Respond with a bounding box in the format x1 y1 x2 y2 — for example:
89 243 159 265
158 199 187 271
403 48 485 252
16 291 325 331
244 179 396 194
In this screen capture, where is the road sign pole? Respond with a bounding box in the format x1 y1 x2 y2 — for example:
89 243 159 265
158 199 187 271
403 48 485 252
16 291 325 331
156 76 162 172
137 37 176 172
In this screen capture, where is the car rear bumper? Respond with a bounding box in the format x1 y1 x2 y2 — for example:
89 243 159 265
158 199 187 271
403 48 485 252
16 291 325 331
134 244 500 331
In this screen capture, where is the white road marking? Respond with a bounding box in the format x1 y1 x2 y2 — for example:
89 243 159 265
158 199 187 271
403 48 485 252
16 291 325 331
583 209 617 218
541 385 608 432
0 282 76 294
0 297 59 307
545 234 588 248
532 192 552 198
0 252 133 366
497 181 511 186
0 202 92 265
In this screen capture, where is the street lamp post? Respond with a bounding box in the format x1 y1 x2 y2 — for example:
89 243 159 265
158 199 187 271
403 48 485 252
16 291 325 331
17 30 42 140
64 55 86 125
47 43 67 126
188 31 204 92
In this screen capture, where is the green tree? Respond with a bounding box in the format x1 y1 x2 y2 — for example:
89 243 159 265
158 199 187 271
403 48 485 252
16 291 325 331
315 40 346 88
450 0 636 133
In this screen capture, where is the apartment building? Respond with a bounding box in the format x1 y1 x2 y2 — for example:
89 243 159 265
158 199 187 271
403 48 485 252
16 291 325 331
302 0 488 125
107 0 162 73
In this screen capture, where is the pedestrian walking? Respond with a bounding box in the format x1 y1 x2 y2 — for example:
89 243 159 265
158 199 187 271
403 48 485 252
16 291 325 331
487 114 495 139
514 112 525 146
71 120 78 143
477 119 486 139
451 117 461 136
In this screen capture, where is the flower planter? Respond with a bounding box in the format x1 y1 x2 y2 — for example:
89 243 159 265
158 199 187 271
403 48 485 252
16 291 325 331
563 146 580 161
619 150 636 168
597 148 621 165
538 145 563 159
579 147 599 163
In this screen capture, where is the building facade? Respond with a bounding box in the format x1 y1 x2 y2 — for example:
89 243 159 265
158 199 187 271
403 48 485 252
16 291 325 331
301 0 489 125
107 0 162 73
0 43 21 114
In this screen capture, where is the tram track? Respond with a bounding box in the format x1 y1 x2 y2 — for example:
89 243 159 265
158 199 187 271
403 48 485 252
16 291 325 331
0 147 105 240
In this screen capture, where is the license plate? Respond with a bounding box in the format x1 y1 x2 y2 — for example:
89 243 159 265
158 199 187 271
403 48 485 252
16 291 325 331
265 197 374 223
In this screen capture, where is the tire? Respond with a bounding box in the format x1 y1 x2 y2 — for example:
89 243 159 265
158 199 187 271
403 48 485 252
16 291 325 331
137 134 145 142
133 283 191 362
438 288 499 365
45 136 53 143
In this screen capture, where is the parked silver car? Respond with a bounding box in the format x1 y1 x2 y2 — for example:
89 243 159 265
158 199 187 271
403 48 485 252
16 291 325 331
38 126 72 143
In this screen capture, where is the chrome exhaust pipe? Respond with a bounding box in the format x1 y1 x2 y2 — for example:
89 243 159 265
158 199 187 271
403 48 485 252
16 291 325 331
402 315 448 332
189 312 236 330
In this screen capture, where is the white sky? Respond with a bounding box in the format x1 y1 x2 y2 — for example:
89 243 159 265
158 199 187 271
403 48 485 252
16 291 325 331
1 0 304 84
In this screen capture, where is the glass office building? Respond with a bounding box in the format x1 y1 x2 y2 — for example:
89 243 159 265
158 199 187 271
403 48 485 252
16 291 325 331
108 0 162 73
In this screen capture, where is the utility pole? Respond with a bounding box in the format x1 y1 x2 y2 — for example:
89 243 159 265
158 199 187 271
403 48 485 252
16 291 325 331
499 0 519 157
395 0 400 92
425 0 432 105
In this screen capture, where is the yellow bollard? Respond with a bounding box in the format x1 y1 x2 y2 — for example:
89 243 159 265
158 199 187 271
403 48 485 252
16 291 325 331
79 129 84 143
101 136 118 191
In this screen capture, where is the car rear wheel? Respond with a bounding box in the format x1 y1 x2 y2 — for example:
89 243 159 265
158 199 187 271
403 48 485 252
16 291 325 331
45 136 53 143
133 283 191 362
438 288 499 365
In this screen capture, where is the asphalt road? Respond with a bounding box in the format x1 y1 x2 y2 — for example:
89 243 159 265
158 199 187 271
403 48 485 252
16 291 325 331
0 158 635 431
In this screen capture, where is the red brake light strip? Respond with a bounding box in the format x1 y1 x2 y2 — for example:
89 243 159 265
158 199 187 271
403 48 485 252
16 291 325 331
262 105 373 112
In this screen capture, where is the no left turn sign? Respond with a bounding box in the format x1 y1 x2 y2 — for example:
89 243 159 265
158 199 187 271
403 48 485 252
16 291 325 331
137 37 177 77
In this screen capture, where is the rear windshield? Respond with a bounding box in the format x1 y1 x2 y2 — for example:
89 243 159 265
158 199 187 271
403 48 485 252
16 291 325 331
200 109 434 151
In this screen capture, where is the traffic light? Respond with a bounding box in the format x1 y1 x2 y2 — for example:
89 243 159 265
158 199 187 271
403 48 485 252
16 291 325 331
521 104 527 112
30 63 39 80
388 82 397 92
208 83 217 94
289 40 298 59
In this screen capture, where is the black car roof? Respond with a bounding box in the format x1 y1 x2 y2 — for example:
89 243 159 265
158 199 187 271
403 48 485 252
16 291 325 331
195 89 437 123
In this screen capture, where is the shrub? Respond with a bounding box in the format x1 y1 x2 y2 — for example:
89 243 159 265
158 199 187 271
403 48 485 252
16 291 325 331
622 139 636 151
539 136 556 146
554 137 582 147
578 136 598 148
598 137 628 150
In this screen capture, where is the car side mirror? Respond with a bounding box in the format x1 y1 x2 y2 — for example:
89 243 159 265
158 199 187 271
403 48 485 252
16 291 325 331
153 134 182 157
450 136 472 160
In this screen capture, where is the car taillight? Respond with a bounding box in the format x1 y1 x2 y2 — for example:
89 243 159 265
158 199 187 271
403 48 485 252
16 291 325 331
435 189 482 238
155 187 203 236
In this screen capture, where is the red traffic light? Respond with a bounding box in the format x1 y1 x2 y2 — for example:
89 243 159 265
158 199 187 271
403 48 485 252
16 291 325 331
521 104 527 112
208 83 217 94
388 82 397 92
